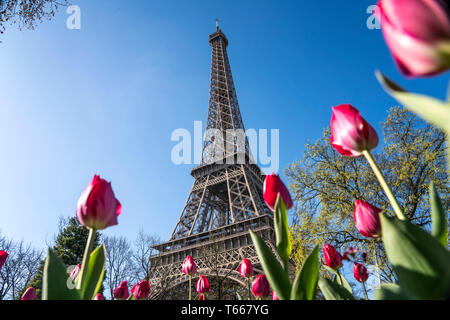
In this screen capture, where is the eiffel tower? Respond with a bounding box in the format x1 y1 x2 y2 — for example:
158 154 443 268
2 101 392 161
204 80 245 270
148 22 276 299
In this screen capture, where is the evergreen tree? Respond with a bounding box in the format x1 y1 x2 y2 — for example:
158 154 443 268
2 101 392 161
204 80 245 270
18 217 101 299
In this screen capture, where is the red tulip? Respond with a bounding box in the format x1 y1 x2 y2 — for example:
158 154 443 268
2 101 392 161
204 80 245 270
330 105 379 157
353 262 369 283
69 264 81 281
354 200 382 238
263 173 293 211
196 275 210 294
199 293 208 300
94 293 104 300
113 281 130 300
323 244 343 270
251 274 271 299
76 175 122 230
182 255 197 276
342 247 358 260
21 287 37 300
378 0 450 77
0 250 8 270
131 280 151 300
272 290 279 300
239 259 254 279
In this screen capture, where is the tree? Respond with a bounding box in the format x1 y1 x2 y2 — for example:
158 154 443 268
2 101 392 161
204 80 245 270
285 107 448 294
0 0 67 36
0 233 42 300
131 230 160 282
18 216 101 299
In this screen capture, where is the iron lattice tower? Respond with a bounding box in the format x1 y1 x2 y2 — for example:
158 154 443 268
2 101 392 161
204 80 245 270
148 23 277 299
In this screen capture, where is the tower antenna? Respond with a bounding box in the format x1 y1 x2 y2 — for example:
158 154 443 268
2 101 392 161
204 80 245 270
216 18 219 30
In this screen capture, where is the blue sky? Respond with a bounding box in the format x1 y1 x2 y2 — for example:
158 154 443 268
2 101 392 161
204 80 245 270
0 0 448 254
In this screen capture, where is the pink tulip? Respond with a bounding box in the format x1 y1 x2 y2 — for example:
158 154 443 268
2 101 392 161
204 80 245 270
76 175 122 230
263 173 293 211
239 259 254 279
113 281 130 300
353 262 369 283
94 293 104 300
252 274 271 299
378 0 450 77
0 250 8 270
199 293 208 300
69 264 81 281
354 200 382 238
272 290 279 300
131 280 151 300
330 105 379 157
323 244 343 270
182 255 197 276
21 287 37 300
196 275 210 294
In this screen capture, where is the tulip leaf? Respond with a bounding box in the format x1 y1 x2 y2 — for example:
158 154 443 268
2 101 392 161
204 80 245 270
429 182 448 247
42 249 81 300
375 71 450 132
380 214 450 299
249 230 291 300
318 278 354 300
78 244 106 300
374 284 417 300
236 292 243 300
274 194 291 270
322 265 353 295
290 245 319 300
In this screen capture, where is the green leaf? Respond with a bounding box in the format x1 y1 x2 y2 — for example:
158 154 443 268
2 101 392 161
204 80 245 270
318 278 354 300
249 230 291 300
374 284 416 300
376 71 450 132
290 245 319 300
236 292 243 300
78 244 106 300
380 214 450 299
274 194 291 269
429 182 448 247
42 249 81 300
323 265 353 295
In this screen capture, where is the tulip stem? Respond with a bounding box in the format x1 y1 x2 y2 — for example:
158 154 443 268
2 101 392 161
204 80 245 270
77 228 96 290
362 281 369 300
189 276 192 301
248 278 252 300
336 269 344 287
362 150 406 221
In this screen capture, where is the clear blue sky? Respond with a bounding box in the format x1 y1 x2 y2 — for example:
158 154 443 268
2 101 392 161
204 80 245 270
0 0 448 252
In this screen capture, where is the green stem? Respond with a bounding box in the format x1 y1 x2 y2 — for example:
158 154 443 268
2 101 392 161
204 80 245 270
336 269 344 286
248 278 252 300
189 276 192 300
362 150 407 221
77 228 96 290
362 281 369 300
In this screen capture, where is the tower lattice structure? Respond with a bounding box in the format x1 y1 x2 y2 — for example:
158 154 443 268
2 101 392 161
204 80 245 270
148 24 277 299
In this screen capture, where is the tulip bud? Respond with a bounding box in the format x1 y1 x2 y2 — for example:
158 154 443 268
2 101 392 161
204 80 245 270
76 175 122 230
182 255 197 276
196 275 211 294
272 290 279 300
69 264 81 281
353 262 369 283
113 281 130 300
323 244 343 270
361 252 368 263
342 247 358 261
378 0 450 77
21 287 37 300
354 200 382 238
239 259 254 279
94 293 104 300
330 105 379 157
199 293 208 300
0 250 8 270
252 274 271 299
263 173 293 211
131 280 151 300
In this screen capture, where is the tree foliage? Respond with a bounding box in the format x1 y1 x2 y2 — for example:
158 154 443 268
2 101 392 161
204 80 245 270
0 0 67 35
285 107 448 285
